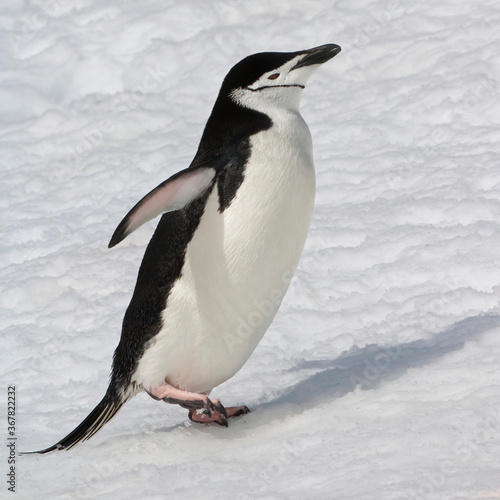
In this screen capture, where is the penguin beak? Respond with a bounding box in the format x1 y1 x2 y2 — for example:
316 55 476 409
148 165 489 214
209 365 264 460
292 44 341 70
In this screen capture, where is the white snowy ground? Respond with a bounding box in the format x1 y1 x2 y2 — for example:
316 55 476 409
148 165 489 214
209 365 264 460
1 0 500 498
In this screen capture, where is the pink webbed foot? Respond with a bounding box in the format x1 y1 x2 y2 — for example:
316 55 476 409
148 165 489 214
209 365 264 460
146 383 250 427
188 405 251 427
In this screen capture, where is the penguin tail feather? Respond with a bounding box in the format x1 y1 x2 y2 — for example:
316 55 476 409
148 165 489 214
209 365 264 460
20 390 128 454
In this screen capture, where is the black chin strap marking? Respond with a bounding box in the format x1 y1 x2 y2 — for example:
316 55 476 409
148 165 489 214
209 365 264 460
246 84 305 92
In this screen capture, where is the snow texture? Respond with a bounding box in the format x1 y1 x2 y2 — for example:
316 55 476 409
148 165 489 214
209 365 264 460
1 0 500 499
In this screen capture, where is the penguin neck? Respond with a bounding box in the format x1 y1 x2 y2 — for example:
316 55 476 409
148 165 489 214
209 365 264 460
192 94 272 166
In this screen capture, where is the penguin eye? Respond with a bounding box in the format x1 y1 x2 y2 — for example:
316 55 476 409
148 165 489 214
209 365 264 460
268 73 280 80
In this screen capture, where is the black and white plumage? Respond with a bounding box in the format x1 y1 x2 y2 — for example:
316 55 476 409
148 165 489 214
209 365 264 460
24 43 341 454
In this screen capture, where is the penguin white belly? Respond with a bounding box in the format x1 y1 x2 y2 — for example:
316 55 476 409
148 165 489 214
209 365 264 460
133 111 315 394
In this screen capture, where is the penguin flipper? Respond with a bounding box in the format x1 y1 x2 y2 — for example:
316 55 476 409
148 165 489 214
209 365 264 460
108 166 216 248
20 392 126 454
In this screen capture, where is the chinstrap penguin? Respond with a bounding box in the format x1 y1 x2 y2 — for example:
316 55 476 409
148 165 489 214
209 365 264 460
23 43 341 454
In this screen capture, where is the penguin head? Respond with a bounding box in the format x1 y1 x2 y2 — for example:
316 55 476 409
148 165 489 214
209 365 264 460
223 44 341 113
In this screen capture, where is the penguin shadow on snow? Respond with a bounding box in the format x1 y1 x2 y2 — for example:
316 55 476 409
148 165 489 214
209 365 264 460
86 314 499 450
141 314 500 437
254 314 500 415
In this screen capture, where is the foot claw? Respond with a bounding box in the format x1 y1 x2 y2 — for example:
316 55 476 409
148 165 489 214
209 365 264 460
218 416 229 428
227 405 250 418
212 399 227 418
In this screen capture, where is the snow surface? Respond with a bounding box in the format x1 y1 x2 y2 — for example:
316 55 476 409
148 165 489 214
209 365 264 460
2 0 500 499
